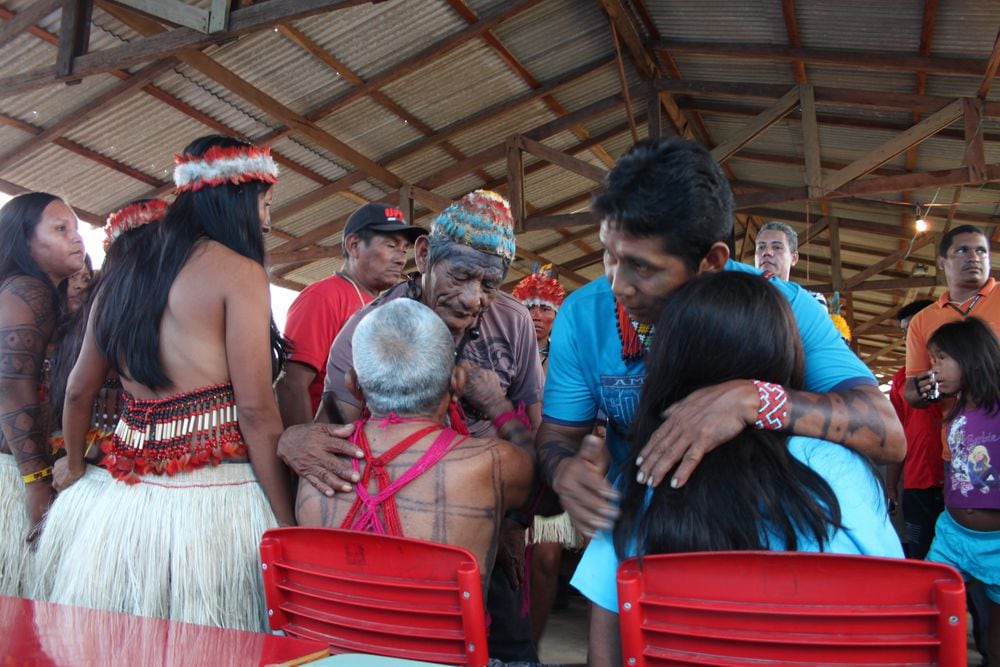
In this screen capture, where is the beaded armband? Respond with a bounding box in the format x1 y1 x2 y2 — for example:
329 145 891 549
752 380 789 431
23 467 52 484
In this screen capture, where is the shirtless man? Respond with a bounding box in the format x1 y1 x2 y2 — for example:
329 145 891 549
296 298 533 592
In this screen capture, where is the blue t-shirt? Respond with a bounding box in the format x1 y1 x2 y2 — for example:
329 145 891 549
542 260 875 471
571 436 904 612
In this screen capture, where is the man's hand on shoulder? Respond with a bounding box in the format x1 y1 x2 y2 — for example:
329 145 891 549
277 422 362 496
636 379 758 490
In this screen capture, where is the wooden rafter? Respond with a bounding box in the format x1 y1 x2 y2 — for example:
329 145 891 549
654 41 985 77
710 87 799 163
0 0 377 96
0 58 177 174
0 0 60 46
823 99 964 194
735 163 1000 209
656 79 1000 117
977 26 1000 98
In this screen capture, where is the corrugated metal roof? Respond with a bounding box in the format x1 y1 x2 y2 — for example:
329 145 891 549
291 0 464 83
316 95 424 163
649 0 786 43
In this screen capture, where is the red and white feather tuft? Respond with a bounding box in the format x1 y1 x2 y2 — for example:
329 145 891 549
173 144 279 193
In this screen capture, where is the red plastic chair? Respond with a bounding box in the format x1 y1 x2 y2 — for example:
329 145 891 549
616 551 967 666
260 527 488 666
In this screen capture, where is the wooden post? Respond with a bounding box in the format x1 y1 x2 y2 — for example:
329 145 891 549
506 136 525 231
57 0 93 81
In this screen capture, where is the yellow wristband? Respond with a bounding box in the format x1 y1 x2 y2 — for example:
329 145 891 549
22 467 52 484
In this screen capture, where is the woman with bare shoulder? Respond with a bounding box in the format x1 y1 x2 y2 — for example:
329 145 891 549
38 136 294 632
0 193 84 595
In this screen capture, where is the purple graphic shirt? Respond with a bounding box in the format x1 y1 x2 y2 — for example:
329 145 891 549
945 405 1000 510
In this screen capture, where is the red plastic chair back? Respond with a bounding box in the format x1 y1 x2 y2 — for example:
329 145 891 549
260 527 488 666
617 551 967 666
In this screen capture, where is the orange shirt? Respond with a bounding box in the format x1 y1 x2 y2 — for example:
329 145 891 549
905 276 1000 376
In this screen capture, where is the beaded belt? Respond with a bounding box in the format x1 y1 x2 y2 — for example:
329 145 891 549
102 383 246 484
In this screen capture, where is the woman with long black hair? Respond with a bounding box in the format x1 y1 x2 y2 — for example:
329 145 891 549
0 192 83 595
40 136 294 631
573 271 902 666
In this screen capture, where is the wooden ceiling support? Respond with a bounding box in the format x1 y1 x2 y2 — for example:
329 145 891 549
656 79 1000 117
598 0 692 138
654 41 985 77
56 0 93 79
711 87 800 163
806 276 937 294
823 98 964 194
736 163 1000 209
0 0 60 46
0 0 376 96
0 58 177 174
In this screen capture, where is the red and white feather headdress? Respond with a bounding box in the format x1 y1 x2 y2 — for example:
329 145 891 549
512 266 566 311
173 144 279 194
103 199 169 250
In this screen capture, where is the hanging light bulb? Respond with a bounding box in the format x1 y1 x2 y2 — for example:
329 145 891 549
914 205 929 233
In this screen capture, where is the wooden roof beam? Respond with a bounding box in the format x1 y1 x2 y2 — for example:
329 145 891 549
653 41 986 77
711 86 800 163
0 0 377 96
101 2 404 189
0 58 177 175
598 0 692 138
0 0 60 46
977 27 1000 98
656 79 1000 117
806 276 937 293
823 98 964 194
735 163 1000 209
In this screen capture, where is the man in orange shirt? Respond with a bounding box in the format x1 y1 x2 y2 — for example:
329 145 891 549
905 225 1000 407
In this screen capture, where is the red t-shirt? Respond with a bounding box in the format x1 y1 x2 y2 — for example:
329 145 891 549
888 366 944 489
283 274 372 413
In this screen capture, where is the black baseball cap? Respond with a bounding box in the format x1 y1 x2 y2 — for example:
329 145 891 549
343 203 425 243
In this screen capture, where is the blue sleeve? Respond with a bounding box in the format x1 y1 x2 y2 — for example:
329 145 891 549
543 298 598 427
570 528 621 612
783 282 877 392
789 437 904 558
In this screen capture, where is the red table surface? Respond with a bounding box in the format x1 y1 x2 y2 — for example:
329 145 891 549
0 595 328 666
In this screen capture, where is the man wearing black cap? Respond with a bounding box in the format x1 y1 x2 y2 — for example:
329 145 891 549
275 203 424 427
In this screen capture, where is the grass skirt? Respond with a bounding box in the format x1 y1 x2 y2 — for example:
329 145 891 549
0 453 31 596
529 511 583 549
35 463 277 632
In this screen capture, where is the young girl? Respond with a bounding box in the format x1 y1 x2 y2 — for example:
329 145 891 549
40 136 294 632
925 316 1000 664
572 271 903 667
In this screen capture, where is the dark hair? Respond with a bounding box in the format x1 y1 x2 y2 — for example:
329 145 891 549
0 192 63 301
939 224 986 257
592 138 734 273
927 317 1000 419
896 299 935 322
614 271 843 559
50 214 161 424
93 136 286 388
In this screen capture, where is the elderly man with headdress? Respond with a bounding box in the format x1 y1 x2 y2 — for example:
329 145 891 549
40 136 294 632
282 190 544 662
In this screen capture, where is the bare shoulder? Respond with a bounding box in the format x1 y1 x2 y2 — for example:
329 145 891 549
0 275 55 328
187 241 268 287
470 436 533 472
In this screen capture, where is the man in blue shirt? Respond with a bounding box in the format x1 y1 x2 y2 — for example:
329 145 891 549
537 138 905 535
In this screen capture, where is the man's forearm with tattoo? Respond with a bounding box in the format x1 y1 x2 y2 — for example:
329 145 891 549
787 385 905 462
